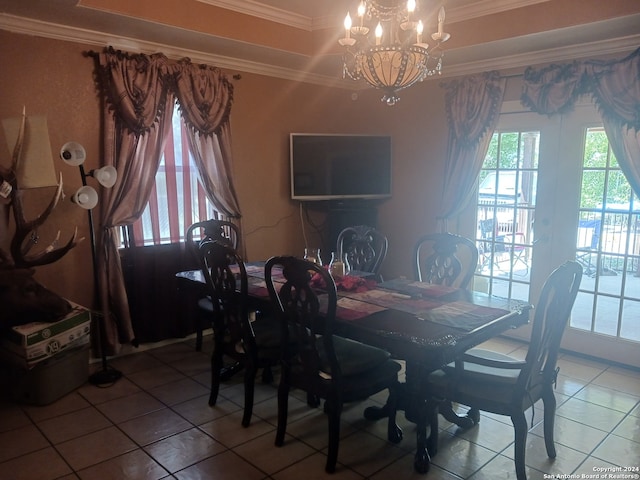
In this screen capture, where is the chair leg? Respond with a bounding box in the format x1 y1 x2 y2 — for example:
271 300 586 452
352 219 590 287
209 333 223 406
439 400 479 430
542 388 557 458
242 364 256 427
512 412 529 480
386 385 403 444
195 313 203 352
325 395 342 473
275 381 289 447
307 392 320 407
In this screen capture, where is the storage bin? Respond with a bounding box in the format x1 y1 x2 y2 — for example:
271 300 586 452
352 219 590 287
2 345 90 405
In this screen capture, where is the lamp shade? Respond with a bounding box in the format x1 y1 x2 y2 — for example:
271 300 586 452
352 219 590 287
93 166 117 188
2 115 58 188
71 185 98 209
60 141 86 167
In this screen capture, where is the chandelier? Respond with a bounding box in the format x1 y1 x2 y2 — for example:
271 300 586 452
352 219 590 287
338 0 450 105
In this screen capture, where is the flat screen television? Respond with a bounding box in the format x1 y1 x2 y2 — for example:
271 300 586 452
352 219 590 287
290 133 392 201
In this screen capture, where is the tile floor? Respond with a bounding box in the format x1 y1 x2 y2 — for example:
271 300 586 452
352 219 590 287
1 335 639 480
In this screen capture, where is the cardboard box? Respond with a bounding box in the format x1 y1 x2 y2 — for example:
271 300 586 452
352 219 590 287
1 303 91 368
2 345 90 405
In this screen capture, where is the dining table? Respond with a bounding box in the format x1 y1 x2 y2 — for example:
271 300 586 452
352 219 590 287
175 262 532 473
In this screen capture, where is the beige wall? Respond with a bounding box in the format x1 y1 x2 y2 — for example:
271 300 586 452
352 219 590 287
0 32 103 308
0 30 451 308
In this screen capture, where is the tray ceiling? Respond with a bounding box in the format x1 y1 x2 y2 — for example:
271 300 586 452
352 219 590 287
0 0 638 87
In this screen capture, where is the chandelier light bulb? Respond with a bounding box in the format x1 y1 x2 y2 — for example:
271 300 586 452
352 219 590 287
339 12 357 46
375 22 383 45
432 6 450 42
352 1 370 36
357 1 366 18
416 20 423 44
407 0 416 14
344 13 352 34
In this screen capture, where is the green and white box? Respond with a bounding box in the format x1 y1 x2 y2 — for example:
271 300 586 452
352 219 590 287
1 303 91 368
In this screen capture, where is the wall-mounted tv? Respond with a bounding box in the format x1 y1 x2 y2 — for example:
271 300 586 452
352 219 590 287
290 133 392 201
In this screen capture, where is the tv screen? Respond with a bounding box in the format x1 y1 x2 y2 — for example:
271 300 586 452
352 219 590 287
290 134 392 201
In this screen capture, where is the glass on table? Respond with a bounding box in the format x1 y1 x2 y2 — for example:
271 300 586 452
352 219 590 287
303 247 322 265
329 251 351 278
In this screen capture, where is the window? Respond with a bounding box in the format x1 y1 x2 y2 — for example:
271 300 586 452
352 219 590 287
475 130 538 301
129 106 219 246
574 127 640 341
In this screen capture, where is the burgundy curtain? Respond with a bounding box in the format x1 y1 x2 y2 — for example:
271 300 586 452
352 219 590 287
171 60 243 250
93 49 175 352
90 49 242 350
521 47 640 198
438 71 506 230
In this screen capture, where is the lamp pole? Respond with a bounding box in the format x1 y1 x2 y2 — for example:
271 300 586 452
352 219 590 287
80 164 122 386
61 143 122 386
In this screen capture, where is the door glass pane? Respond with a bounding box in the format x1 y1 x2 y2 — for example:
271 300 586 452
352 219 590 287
474 131 539 301
572 127 640 343
621 301 640 341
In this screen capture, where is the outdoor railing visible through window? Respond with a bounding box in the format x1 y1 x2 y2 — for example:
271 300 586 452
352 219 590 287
127 106 220 247
474 130 538 302
573 127 640 341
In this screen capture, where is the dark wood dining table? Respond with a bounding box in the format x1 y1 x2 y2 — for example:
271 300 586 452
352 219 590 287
176 262 532 473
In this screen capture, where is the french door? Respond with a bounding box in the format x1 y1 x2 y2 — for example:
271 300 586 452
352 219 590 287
472 102 640 368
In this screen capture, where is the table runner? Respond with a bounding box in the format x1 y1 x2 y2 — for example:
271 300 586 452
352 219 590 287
242 265 511 332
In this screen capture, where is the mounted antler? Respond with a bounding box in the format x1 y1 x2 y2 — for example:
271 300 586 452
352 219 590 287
0 107 78 269
0 108 79 327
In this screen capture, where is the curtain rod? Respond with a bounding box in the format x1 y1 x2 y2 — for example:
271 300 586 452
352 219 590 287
82 49 242 80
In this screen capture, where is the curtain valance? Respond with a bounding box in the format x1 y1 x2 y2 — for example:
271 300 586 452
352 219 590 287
521 47 640 131
521 47 640 201
171 59 234 137
93 47 234 137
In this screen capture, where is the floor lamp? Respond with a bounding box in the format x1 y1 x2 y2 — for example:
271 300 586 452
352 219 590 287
60 142 122 386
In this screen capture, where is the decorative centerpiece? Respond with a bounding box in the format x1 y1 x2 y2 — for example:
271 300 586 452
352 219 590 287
311 267 376 292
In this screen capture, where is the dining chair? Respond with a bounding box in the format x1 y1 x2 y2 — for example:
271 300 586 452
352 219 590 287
186 219 240 265
479 218 529 275
478 218 505 272
505 231 529 275
199 240 281 427
336 225 388 281
421 260 583 479
264 255 403 473
413 232 479 289
185 219 240 351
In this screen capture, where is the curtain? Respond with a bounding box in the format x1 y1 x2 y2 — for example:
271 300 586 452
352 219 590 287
521 47 640 198
130 117 221 246
588 49 640 199
173 60 246 256
93 49 175 352
171 60 243 249
91 48 242 352
438 71 506 230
